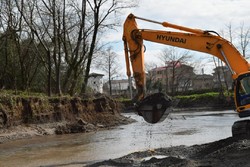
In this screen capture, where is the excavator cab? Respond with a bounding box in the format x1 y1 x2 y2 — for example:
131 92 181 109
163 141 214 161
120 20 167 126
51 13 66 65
235 72 250 118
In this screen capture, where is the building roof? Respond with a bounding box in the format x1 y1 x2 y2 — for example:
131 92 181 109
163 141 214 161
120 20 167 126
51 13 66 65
165 61 182 67
149 62 192 72
89 73 104 77
110 79 129 84
150 66 166 72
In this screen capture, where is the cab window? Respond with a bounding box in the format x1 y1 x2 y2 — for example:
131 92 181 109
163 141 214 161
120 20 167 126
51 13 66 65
238 75 250 106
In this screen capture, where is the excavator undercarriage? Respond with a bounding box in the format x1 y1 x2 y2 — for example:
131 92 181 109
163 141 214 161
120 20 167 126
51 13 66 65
232 120 250 137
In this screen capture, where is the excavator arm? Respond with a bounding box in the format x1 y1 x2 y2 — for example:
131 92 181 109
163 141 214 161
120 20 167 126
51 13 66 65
123 13 250 123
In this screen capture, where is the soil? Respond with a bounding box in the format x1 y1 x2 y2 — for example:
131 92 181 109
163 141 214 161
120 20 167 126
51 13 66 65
88 136 250 167
0 93 134 144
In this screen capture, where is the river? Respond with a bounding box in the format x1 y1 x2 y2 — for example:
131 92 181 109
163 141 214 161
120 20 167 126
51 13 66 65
0 110 240 167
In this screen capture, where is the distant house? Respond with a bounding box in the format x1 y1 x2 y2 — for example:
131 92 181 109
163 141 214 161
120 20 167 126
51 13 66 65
148 61 196 94
192 74 214 90
212 66 233 90
147 61 234 94
87 73 104 93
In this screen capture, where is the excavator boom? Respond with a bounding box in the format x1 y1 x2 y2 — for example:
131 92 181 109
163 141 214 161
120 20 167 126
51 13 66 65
123 13 250 124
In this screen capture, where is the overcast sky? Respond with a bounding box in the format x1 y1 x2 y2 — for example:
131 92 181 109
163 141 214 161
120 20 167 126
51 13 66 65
100 0 250 78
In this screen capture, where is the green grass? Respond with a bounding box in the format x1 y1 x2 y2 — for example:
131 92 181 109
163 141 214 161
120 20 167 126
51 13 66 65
175 92 220 99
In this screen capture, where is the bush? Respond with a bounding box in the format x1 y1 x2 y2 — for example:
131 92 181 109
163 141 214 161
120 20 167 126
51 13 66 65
175 92 234 108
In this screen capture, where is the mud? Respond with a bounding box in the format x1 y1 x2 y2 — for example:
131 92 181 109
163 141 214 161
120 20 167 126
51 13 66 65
89 136 250 167
0 94 134 143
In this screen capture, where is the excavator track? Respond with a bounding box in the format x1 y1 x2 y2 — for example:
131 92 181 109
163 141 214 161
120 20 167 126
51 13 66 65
232 119 250 137
136 93 172 124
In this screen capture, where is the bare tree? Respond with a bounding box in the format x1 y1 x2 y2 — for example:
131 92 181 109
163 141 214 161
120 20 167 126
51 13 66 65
0 0 137 96
0 0 19 91
15 0 89 95
214 22 250 94
225 22 235 44
145 62 157 93
15 0 54 95
95 47 120 95
0 0 41 92
239 22 250 58
213 25 234 94
60 0 89 95
159 47 192 95
82 0 138 93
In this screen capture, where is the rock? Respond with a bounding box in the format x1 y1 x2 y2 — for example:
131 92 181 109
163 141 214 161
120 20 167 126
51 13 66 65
96 124 105 128
86 123 96 131
77 118 88 126
68 123 86 133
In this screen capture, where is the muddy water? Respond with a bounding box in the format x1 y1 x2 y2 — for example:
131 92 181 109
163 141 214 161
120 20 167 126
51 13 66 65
0 110 240 167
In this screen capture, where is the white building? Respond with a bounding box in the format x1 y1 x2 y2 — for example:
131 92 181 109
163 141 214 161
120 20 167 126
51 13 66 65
87 73 104 93
104 79 135 97
111 79 131 91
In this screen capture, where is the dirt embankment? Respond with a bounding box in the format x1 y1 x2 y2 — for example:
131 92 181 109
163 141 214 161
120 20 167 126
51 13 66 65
89 137 250 167
0 94 134 143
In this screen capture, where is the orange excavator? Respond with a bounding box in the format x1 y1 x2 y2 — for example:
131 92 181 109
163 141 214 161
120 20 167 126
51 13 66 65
123 14 250 136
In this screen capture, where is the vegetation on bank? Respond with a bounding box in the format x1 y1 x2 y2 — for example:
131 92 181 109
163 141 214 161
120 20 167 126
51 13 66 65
119 91 235 109
0 90 235 110
174 92 234 108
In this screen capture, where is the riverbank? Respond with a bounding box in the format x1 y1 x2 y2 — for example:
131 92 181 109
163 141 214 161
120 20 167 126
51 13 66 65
0 114 134 144
0 93 134 144
0 92 234 143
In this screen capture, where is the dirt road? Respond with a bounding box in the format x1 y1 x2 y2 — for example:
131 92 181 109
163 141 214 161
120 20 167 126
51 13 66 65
89 136 250 167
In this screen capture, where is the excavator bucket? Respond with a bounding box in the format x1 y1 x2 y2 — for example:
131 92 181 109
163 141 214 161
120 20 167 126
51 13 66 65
136 93 172 123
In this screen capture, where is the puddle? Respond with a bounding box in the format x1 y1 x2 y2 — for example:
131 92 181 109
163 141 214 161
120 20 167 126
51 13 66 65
172 129 198 135
141 155 168 161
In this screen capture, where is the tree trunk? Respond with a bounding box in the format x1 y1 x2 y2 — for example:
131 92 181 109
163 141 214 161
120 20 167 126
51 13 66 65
82 10 99 93
47 50 52 96
52 0 62 96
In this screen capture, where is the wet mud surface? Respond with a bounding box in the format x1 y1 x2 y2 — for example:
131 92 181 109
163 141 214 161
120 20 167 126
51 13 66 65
87 111 250 167
89 137 250 167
